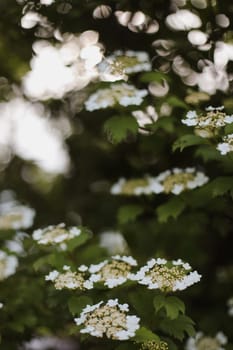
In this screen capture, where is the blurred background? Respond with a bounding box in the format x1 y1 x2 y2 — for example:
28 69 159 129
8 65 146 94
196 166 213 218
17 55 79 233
0 0 233 348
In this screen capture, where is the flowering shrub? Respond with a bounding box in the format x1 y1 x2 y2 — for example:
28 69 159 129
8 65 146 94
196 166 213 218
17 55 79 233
0 0 233 349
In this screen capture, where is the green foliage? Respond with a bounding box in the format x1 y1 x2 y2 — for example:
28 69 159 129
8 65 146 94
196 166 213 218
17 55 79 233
159 315 195 341
118 204 144 224
173 135 209 152
104 116 138 144
134 327 160 342
156 197 186 223
68 296 93 316
153 295 185 320
209 177 233 197
0 0 233 349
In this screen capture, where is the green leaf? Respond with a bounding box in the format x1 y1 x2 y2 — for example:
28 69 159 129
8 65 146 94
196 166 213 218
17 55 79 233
153 295 185 320
159 315 195 341
134 327 160 342
33 255 51 271
104 115 138 144
139 71 169 83
68 296 93 316
166 96 188 109
195 145 222 162
118 204 144 224
66 227 92 251
149 117 174 133
173 134 208 152
210 177 233 197
156 197 186 223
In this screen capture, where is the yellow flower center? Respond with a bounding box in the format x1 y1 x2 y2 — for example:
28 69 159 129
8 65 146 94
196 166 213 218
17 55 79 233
121 179 149 195
100 260 131 280
85 305 127 339
54 271 85 290
162 173 194 194
140 340 169 350
0 213 22 230
197 337 221 350
147 265 186 292
41 227 68 243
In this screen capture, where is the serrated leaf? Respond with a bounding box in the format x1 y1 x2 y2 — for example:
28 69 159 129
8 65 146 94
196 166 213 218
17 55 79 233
134 327 160 342
210 177 233 197
104 115 138 144
118 204 144 224
159 315 195 341
173 134 208 152
68 296 93 316
156 197 186 223
154 295 185 320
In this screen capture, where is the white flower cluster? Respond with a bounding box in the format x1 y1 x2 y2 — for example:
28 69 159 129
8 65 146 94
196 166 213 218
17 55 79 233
87 255 137 288
182 106 233 138
131 258 201 292
155 168 209 195
217 133 233 155
84 83 148 111
0 250 18 281
0 198 35 230
227 297 233 316
74 299 140 340
32 223 81 245
99 231 129 255
99 50 151 82
111 168 209 196
23 31 103 100
45 265 94 290
186 332 228 350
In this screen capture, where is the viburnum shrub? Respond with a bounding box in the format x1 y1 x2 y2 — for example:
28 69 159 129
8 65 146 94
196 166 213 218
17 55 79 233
0 0 232 349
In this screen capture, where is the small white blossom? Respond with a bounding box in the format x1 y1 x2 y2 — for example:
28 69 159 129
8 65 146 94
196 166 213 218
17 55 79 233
217 134 233 155
40 0 55 5
85 83 148 111
0 250 18 280
45 270 59 281
5 232 28 255
74 299 140 339
132 105 159 133
99 231 129 255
